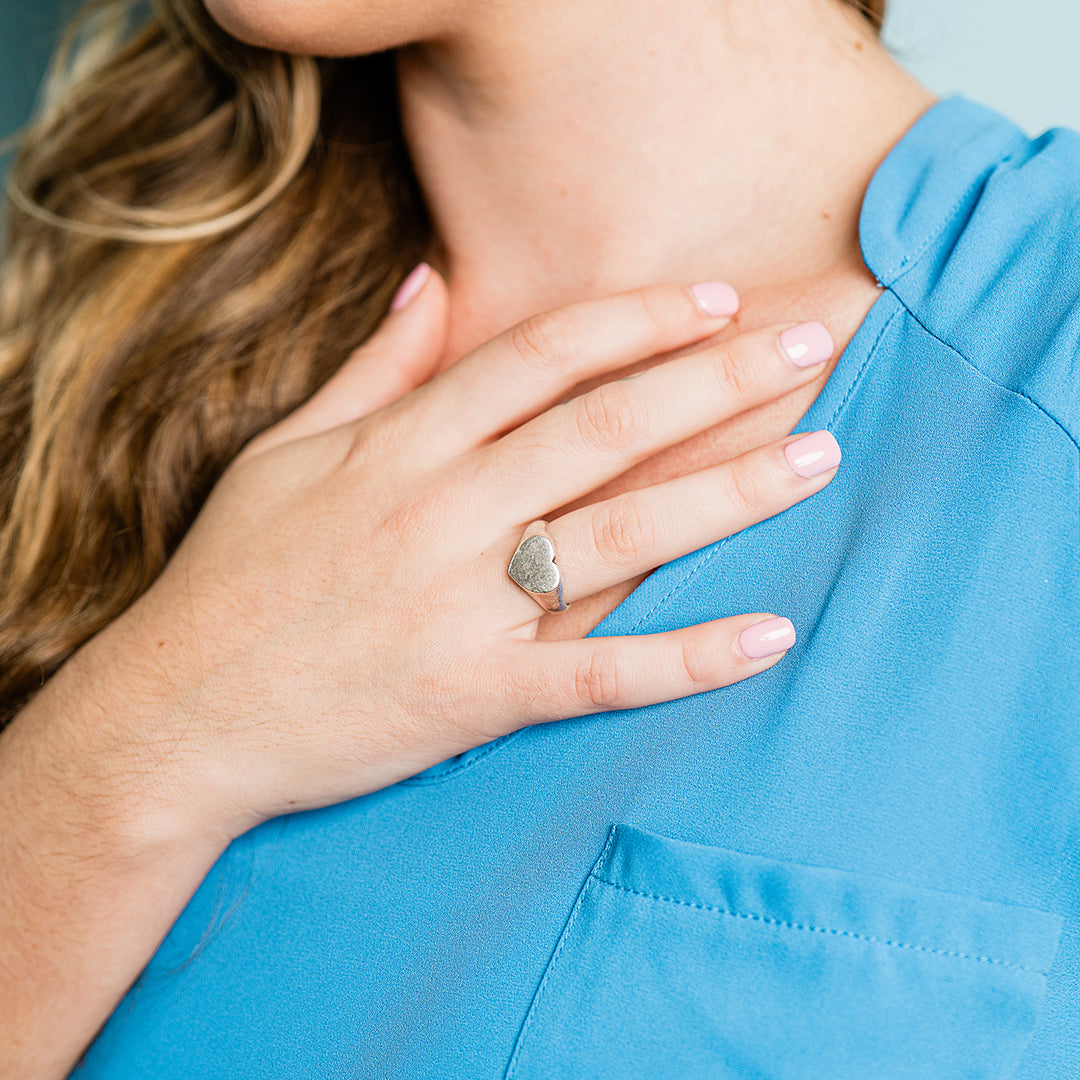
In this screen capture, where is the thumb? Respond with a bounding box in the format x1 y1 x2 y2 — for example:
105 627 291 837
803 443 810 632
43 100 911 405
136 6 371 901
340 262 450 413
253 263 449 453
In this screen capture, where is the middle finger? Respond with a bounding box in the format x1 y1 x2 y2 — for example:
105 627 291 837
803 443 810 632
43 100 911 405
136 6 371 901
478 320 835 525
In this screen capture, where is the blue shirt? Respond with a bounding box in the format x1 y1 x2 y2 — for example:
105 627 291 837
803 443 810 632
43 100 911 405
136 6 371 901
75 95 1080 1079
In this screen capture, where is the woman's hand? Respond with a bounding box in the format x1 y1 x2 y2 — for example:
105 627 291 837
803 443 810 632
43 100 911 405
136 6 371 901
0 268 841 1078
95 266 840 840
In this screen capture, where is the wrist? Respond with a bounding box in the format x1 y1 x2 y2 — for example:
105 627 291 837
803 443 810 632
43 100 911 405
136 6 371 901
0 620 237 1080
10 606 239 863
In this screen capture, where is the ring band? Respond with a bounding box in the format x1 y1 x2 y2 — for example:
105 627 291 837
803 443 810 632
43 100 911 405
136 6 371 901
507 519 568 613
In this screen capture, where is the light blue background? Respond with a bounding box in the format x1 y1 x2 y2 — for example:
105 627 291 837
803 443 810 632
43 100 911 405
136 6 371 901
881 0 1080 135
1 0 1079 156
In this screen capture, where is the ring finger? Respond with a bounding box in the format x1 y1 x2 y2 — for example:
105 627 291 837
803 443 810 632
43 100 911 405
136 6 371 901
530 428 841 606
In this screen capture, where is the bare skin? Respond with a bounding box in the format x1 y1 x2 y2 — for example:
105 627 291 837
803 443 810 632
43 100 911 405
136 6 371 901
0 0 937 1075
382 0 934 634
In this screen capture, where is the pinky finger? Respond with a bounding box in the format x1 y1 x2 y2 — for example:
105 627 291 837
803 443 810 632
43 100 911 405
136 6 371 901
504 613 796 725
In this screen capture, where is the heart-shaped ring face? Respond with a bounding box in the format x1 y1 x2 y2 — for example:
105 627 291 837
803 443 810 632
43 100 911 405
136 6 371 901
508 534 561 594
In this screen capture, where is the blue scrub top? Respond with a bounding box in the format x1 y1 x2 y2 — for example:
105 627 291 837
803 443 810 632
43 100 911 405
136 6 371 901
75 95 1080 1079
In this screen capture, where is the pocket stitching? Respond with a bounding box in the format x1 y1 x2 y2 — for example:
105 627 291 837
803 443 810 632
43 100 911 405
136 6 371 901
590 872 1050 977
503 826 620 1079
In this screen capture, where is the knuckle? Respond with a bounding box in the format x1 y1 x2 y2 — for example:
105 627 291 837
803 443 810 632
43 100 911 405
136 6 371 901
452 652 528 742
713 347 754 403
724 459 765 514
679 633 716 689
501 664 547 723
574 382 643 452
509 311 573 373
574 648 621 710
344 409 399 464
593 496 654 568
374 481 448 543
631 288 672 342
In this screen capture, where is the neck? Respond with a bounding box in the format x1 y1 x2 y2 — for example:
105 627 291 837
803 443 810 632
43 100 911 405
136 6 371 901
397 0 935 367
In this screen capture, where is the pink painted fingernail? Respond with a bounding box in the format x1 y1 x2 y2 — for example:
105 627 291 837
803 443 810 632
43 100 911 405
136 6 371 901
785 430 842 478
780 321 834 367
690 282 740 317
390 263 432 312
739 617 796 660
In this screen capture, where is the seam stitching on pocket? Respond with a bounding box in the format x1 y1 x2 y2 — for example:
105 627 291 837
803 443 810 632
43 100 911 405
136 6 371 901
591 873 1047 976
503 826 620 1079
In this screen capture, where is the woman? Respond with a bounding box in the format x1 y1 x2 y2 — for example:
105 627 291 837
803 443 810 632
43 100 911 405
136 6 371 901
1 0 1076 1076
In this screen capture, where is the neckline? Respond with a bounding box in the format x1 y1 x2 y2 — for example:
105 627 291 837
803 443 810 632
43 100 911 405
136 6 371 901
401 94 1022 783
585 94 1026 643
856 94 1026 289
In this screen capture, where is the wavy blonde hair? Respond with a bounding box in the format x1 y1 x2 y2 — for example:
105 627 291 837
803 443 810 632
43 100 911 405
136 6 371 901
0 0 885 728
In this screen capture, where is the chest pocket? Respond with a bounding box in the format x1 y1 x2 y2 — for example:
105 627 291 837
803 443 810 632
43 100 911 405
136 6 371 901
503 824 1063 1080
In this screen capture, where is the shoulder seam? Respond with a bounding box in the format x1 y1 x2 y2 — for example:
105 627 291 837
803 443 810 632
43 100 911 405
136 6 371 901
891 291 1080 457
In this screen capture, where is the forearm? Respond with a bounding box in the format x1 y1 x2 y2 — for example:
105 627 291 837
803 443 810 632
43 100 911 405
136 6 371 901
0 629 231 1080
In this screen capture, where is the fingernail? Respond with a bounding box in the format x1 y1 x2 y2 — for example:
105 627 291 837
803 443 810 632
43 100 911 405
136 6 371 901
390 263 431 312
780 321 834 367
690 281 740 317
739 617 796 660
785 430 841 478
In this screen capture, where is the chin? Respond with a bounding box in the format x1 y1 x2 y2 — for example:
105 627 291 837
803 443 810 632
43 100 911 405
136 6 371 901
202 0 440 57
